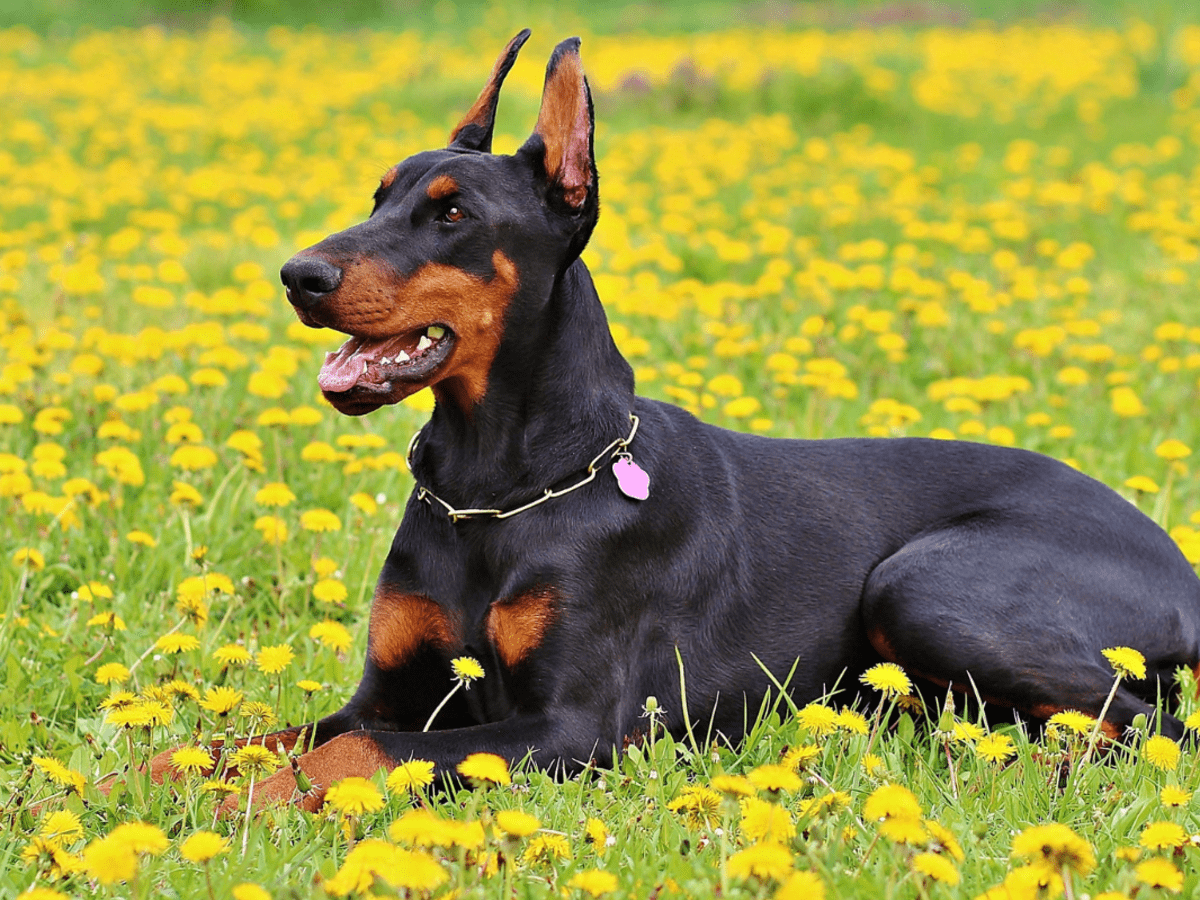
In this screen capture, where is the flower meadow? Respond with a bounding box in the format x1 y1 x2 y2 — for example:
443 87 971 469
8 7 1200 898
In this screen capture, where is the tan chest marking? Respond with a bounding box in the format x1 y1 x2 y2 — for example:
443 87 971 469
368 588 458 670
486 586 559 669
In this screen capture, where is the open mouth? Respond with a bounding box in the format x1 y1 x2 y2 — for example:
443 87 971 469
318 325 455 395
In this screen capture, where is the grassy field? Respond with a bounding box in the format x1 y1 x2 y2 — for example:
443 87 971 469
6 4 1200 898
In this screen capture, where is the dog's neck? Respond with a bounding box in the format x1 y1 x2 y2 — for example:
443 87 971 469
412 258 636 511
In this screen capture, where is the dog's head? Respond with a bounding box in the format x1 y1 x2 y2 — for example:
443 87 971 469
280 31 598 416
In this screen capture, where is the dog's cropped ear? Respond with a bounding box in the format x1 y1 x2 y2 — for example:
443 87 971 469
449 28 532 152
524 37 595 211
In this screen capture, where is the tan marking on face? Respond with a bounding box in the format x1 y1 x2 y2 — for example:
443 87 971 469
486 586 559 669
380 165 399 190
426 174 458 200
368 587 457 670
313 248 518 411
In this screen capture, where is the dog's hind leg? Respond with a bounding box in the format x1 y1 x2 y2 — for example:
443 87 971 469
860 521 1200 740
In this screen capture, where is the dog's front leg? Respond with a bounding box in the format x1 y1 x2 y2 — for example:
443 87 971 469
219 712 585 814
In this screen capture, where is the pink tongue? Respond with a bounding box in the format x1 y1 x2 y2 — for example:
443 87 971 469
319 336 386 393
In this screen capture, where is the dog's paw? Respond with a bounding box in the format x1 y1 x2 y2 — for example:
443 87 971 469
216 764 326 818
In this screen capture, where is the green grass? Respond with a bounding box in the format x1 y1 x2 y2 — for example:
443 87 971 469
6 7 1200 899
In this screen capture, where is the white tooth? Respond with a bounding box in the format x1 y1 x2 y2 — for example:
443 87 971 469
396 350 410 362
417 336 432 352
427 325 445 339
362 360 368 374
381 357 390 364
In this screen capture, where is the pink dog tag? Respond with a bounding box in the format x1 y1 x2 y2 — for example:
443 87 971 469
613 457 650 500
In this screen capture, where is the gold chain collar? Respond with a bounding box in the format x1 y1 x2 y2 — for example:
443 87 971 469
406 413 640 523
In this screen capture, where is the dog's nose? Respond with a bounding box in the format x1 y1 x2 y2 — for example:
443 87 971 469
281 255 343 308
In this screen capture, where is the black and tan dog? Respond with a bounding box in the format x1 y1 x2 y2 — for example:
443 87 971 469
185 32 1200 807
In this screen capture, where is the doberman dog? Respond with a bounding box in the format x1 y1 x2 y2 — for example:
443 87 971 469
181 31 1200 808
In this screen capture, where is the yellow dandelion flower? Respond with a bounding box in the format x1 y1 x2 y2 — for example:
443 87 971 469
1156 439 1192 460
567 869 618 896
126 530 157 547
326 776 384 817
388 808 459 847
13 547 45 570
495 809 541 838
255 643 295 675
171 746 214 776
740 796 795 843
748 763 801 793
861 753 884 773
522 833 571 865
199 685 243 716
180 831 229 863
39 809 84 844
667 784 722 828
1161 786 1191 807
155 633 200 654
912 851 959 885
1144 735 1181 771
213 644 252 667
300 508 341 532
1099 643 1147 681
976 732 1017 763
1140 821 1187 850
864 784 921 821
81 836 138 885
451 656 485 683
1125 475 1160 493
254 482 295 507
584 817 612 853
456 752 510 786
776 871 826 900
231 744 279 777
726 842 793 882
297 679 323 693
1185 710 1200 732
860 662 912 698
324 840 447 897
312 556 340 577
312 578 348 604
231 884 272 900
33 757 85 795
108 822 169 855
1136 857 1183 892
240 701 276 729
309 620 353 652
387 759 435 794
349 492 378 515
88 611 127 631
925 820 965 862
1045 709 1095 737
95 662 130 684
796 702 839 735
21 836 83 878
711 774 755 797
1010 823 1095 875
880 815 928 844
836 708 869 734
170 444 218 471
170 481 204 507
254 515 288 544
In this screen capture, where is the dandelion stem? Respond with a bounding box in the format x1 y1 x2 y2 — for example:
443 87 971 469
423 679 463 732
1080 673 1122 769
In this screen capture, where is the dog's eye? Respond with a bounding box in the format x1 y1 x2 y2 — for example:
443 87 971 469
440 206 466 224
